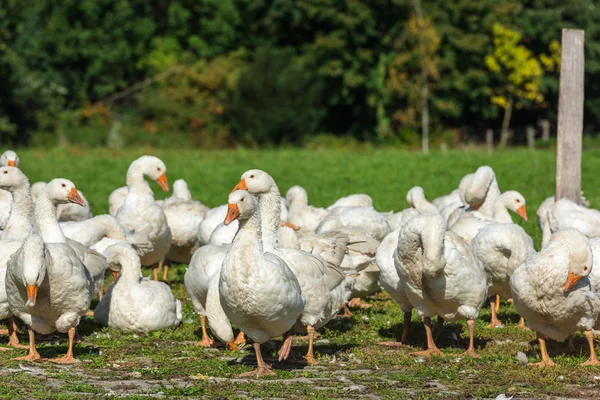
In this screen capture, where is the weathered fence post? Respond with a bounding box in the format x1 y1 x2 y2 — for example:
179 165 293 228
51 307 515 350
526 126 536 149
486 129 494 153
555 29 585 202
539 119 550 142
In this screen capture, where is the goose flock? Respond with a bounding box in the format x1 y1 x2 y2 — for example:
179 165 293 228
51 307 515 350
0 151 599 375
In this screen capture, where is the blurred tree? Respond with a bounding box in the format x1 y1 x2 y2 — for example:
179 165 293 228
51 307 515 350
225 46 324 146
485 24 559 147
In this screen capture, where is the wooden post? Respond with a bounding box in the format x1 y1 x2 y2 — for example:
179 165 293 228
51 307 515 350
539 119 550 142
526 125 536 149
486 129 494 153
556 29 585 202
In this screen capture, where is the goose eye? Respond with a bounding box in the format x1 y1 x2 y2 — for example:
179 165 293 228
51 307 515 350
584 266 588 271
61 183 66 188
157 167 161 172
241 198 244 202
3 171 7 174
250 174 255 179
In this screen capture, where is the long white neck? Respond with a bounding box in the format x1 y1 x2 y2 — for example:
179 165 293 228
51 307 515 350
492 194 513 223
478 179 501 216
258 185 282 253
35 193 66 243
288 192 308 213
1 183 34 240
126 161 147 187
116 250 143 282
226 210 264 276
96 215 127 240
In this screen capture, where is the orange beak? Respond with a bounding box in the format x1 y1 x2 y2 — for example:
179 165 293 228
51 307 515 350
111 271 120 281
563 271 583 292
226 339 239 351
7 160 16 167
231 179 247 193
280 221 301 231
68 188 85 207
26 284 38 307
224 203 240 226
155 173 169 192
516 205 528 221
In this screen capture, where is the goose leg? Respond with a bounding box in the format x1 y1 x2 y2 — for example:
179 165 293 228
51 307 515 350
11 327 40 361
379 310 411 347
462 319 480 357
47 328 78 364
517 317 530 330
529 333 555 367
494 294 501 313
348 297 373 309
581 330 600 366
304 325 318 365
239 343 275 378
277 329 294 361
410 317 442 357
486 296 503 328
152 264 159 281
337 304 353 318
7 317 27 349
194 315 214 347
162 260 170 285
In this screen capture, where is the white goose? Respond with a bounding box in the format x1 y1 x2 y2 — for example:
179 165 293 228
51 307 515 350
450 190 527 245
439 173 473 223
234 170 347 364
317 206 391 241
197 205 238 246
94 243 182 332
161 179 209 264
536 194 589 248
7 179 93 364
219 190 304 377
61 214 127 247
510 229 600 366
0 166 34 349
108 186 128 216
470 223 535 328
327 193 373 210
447 166 501 226
0 150 20 230
286 185 329 232
116 156 172 281
377 186 436 345
31 181 92 222
395 206 488 356
547 198 600 240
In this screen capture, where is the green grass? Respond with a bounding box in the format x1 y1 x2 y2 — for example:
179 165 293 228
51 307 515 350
2 147 600 398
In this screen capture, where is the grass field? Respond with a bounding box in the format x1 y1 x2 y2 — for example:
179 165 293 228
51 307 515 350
2 148 600 399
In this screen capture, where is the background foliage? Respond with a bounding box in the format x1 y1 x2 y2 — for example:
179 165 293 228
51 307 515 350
0 0 598 148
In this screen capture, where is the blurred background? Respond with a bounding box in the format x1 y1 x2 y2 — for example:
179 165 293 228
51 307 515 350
0 0 597 150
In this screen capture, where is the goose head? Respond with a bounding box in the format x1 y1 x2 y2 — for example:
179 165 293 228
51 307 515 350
232 169 276 195
500 190 527 221
127 155 169 192
551 229 593 292
224 190 258 225
0 166 29 192
406 186 425 208
42 178 85 207
21 234 47 307
0 150 19 168
173 179 192 201
285 185 308 207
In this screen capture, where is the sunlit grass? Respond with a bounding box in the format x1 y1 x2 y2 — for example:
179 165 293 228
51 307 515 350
1 147 599 398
